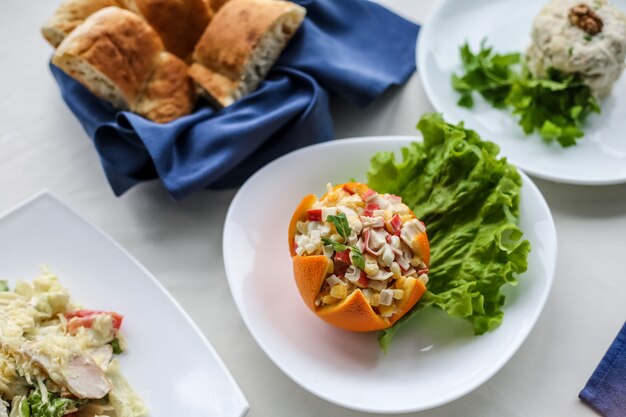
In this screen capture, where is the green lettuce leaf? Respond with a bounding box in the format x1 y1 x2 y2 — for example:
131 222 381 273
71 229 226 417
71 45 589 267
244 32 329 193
367 114 531 352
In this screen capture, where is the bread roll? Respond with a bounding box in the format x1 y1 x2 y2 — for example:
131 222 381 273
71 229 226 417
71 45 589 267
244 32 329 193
121 0 212 59
134 52 196 123
52 7 164 110
41 0 121 47
208 0 231 13
190 0 306 107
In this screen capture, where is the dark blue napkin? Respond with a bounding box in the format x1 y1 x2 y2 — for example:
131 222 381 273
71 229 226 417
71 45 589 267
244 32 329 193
50 0 419 200
580 322 626 417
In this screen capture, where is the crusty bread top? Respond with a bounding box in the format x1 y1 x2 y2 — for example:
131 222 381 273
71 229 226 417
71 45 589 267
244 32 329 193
122 0 212 59
134 52 196 123
193 0 305 81
53 7 164 107
41 0 121 47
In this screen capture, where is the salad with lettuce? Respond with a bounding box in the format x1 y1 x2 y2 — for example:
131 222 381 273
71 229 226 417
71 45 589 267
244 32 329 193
366 114 531 352
0 271 145 417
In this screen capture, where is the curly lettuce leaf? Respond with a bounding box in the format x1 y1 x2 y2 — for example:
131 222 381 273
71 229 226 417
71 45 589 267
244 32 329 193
368 114 531 352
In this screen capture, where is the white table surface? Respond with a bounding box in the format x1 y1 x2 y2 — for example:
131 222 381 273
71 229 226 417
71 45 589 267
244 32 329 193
1 1 625 416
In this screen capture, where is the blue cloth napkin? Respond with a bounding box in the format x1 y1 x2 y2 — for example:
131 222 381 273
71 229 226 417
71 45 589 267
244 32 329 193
580 322 626 417
50 0 419 200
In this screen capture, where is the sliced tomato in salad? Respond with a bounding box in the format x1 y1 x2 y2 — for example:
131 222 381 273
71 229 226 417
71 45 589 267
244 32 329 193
65 310 124 333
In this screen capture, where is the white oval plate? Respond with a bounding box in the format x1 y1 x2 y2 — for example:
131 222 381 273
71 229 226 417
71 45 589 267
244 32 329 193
223 137 557 414
0 192 249 417
418 0 626 185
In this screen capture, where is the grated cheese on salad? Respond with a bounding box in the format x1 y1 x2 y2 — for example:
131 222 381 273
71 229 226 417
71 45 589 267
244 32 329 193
0 269 146 417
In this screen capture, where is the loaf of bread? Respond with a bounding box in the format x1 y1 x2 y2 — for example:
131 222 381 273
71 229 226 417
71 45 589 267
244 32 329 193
134 52 197 123
52 7 196 123
208 0 231 13
45 0 306 121
121 0 213 59
41 0 120 47
52 7 163 109
189 0 306 107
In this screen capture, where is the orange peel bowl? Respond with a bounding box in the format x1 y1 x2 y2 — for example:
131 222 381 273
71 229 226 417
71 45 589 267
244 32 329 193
288 182 430 332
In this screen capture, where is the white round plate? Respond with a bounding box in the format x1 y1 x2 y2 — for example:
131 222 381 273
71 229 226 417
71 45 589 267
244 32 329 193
223 137 557 414
418 0 626 185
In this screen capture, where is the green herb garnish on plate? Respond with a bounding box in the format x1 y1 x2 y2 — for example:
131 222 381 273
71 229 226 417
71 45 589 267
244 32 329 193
452 41 600 147
367 113 531 352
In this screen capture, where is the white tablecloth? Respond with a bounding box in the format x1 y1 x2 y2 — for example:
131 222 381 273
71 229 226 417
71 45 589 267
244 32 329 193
1 1 625 415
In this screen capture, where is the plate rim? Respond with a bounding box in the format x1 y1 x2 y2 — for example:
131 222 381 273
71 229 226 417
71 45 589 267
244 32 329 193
223 135 557 413
0 190 250 417
417 0 626 186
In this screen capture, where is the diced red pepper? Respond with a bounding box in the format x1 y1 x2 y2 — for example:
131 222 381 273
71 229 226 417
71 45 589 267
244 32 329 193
385 234 392 243
342 184 355 195
363 203 380 217
307 209 322 222
417 268 429 275
356 271 369 288
65 310 124 334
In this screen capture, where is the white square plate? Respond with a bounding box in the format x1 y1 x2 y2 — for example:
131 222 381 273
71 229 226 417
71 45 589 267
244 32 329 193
0 192 249 417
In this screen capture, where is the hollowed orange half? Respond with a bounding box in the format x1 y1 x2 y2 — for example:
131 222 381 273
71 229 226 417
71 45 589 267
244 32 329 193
289 183 430 332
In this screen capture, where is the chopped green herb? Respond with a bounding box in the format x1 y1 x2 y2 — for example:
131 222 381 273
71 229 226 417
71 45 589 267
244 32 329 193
0 280 9 292
322 237 348 253
321 238 366 270
349 246 366 270
325 213 351 240
28 388 74 417
20 396 31 417
110 338 123 354
584 34 593 41
451 40 521 109
452 41 600 147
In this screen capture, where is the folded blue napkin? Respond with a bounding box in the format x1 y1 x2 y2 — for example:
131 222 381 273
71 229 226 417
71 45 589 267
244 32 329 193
50 0 419 200
580 322 626 417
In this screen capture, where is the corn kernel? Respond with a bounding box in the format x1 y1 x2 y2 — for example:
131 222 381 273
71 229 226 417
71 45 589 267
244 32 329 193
395 276 406 289
404 277 417 290
379 303 395 317
364 262 379 276
330 284 347 299
390 262 402 278
322 295 337 305
326 259 334 274
370 293 380 307
392 289 404 300
410 256 422 267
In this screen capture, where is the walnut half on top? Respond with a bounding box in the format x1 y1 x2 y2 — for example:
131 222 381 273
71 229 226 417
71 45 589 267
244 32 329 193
569 3 604 35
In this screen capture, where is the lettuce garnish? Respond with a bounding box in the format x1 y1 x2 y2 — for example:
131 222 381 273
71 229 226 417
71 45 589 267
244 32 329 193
368 114 531 352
